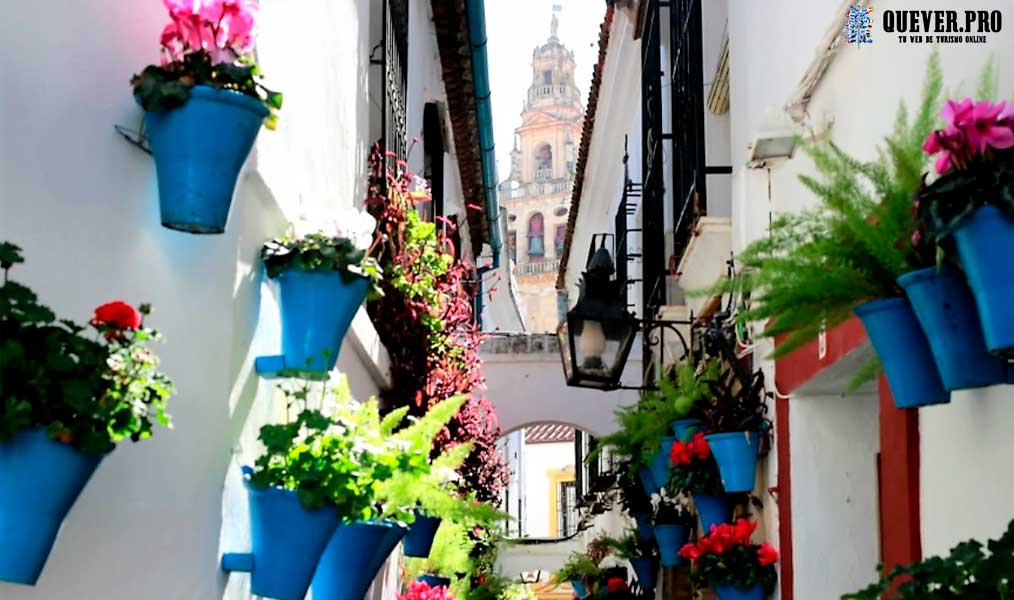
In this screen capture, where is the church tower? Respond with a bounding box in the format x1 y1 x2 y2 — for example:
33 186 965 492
499 13 584 333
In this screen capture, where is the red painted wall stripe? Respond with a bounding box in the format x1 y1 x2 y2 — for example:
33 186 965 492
776 395 793 600
878 376 922 573
774 318 867 395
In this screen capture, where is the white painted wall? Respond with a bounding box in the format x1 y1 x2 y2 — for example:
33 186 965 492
0 0 478 598
520 441 574 539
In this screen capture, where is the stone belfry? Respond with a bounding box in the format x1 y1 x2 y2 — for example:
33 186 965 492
498 12 585 334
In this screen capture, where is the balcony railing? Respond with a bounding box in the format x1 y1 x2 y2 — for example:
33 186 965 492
520 258 561 275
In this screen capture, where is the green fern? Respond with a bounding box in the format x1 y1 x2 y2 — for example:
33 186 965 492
696 51 944 373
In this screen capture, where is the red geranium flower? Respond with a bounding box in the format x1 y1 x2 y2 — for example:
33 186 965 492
732 518 757 545
669 439 693 466
606 577 627 593
678 542 701 561
757 542 779 566
689 432 711 460
91 301 142 331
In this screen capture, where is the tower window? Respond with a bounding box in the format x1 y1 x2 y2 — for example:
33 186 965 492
528 213 545 258
543 70 553 85
535 144 553 180
555 224 567 255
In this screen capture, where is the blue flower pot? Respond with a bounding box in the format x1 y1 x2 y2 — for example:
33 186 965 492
143 86 267 234
417 574 452 588
313 520 406 600
628 557 657 590
714 583 765 600
898 266 1006 390
693 493 731 532
276 269 369 374
0 429 103 585
652 524 689 567
954 205 1014 356
670 418 701 441
243 477 340 600
571 580 589 597
633 511 655 542
638 467 659 496
854 297 950 408
403 511 442 558
649 436 676 490
704 432 759 493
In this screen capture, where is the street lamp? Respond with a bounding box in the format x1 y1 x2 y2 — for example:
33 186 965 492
557 239 638 390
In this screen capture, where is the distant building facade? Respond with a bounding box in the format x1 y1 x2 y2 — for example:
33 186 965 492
499 15 584 333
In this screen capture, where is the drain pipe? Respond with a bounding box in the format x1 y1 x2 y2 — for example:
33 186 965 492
466 0 502 325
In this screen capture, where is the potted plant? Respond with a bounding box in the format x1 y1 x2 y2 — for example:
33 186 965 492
844 517 1014 599
259 212 382 375
699 366 771 494
916 95 1014 358
0 243 174 586
603 531 659 591
652 496 695 567
678 519 778 600
667 431 731 532
551 552 602 598
699 54 950 409
132 0 282 234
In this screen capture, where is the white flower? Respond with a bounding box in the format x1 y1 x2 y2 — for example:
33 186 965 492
332 207 377 252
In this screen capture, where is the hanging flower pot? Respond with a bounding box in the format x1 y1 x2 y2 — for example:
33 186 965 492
221 474 340 600
713 583 765 600
953 205 1014 356
693 493 731 532
703 432 759 493
670 418 701 442
653 524 690 567
898 266 1006 390
648 436 677 490
0 429 104 585
402 511 442 558
854 297 950 409
571 580 589 597
633 511 655 542
638 467 659 496
313 521 406 600
628 556 657 590
417 574 452 588
270 270 369 375
143 86 268 234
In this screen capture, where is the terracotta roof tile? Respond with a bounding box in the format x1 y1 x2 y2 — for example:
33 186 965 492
525 423 576 444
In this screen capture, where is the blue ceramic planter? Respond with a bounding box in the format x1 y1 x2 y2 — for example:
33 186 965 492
313 520 406 600
693 493 731 532
143 86 267 234
854 297 949 408
633 511 655 541
403 511 442 558
417 574 452 588
223 474 340 600
628 557 657 590
898 266 1006 390
652 524 689 567
0 429 103 585
639 467 659 496
954 205 1014 356
272 269 369 375
714 583 765 600
705 432 759 493
670 418 701 441
571 580 589 597
649 436 676 490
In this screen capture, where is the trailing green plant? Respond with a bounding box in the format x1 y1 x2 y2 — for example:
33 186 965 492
843 517 1014 599
551 552 603 584
261 215 383 297
697 52 944 382
601 531 658 560
653 496 695 527
0 242 174 454
249 379 465 520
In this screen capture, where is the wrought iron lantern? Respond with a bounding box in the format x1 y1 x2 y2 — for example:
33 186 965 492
557 240 638 390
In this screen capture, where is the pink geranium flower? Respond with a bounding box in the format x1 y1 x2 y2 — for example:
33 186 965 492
924 97 1014 173
158 0 258 63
